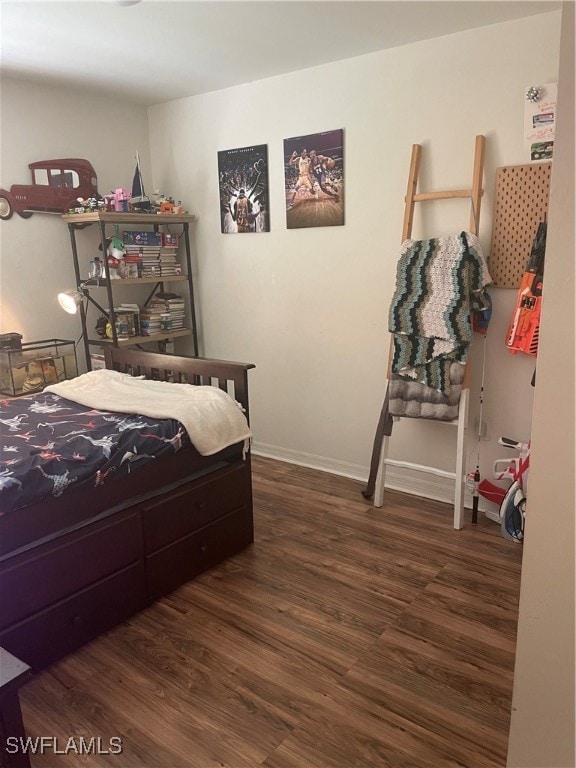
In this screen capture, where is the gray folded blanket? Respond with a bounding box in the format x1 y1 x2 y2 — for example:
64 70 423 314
388 362 465 422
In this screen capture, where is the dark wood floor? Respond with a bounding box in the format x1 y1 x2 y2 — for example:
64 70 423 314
19 456 523 767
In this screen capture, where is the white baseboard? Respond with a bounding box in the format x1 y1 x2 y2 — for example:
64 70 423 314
252 441 500 518
252 442 368 482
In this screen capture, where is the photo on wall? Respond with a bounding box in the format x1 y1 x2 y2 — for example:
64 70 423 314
218 144 269 234
283 129 344 229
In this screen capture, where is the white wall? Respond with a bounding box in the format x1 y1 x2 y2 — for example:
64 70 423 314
0 80 151 368
507 2 575 765
148 12 561 506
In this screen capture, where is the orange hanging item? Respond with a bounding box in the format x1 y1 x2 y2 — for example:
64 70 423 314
505 221 546 356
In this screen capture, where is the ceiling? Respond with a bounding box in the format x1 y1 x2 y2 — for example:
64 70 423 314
0 0 561 107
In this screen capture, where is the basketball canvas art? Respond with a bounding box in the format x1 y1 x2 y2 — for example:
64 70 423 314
218 144 270 234
283 129 344 229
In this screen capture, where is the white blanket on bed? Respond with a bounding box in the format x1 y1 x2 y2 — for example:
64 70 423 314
45 369 252 456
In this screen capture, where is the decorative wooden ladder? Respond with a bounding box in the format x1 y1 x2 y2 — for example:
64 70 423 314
363 135 485 529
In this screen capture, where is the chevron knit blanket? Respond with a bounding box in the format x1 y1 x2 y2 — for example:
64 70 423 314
388 231 491 396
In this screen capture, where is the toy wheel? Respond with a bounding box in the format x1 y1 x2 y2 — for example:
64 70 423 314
500 481 526 542
0 192 13 220
17 211 33 219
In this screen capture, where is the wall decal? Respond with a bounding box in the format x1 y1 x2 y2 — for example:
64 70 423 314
283 129 344 229
0 159 98 220
218 144 269 234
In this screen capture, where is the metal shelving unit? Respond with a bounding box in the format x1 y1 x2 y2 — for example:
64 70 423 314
62 211 199 369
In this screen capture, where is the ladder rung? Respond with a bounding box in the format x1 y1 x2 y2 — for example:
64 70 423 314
411 189 482 202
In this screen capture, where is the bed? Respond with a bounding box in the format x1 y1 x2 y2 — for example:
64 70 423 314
0 347 255 672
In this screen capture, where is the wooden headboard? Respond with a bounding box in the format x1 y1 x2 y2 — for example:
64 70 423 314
104 348 255 422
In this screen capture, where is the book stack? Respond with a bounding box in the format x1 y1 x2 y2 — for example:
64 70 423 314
122 231 181 278
122 244 181 278
166 295 186 330
124 244 161 278
139 304 162 336
140 292 186 336
157 248 181 278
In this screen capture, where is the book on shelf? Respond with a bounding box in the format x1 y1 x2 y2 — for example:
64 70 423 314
150 291 181 301
122 231 163 247
145 293 184 310
113 303 141 335
124 244 162 250
125 249 159 259
124 245 177 253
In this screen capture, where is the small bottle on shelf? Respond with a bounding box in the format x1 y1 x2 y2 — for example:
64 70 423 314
89 257 102 279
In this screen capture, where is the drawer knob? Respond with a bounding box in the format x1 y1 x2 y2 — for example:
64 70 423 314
73 615 82 628
200 544 208 553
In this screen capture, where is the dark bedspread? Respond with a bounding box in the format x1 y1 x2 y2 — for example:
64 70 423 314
0 392 188 515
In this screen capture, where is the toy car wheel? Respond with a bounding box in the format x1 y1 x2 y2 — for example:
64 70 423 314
17 210 33 219
0 191 13 220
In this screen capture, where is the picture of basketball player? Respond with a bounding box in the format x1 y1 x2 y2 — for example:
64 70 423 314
309 150 339 201
287 148 314 208
217 144 270 234
229 188 251 232
283 129 344 229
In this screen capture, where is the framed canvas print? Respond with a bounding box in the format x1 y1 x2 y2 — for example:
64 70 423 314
218 144 269 233
283 129 344 229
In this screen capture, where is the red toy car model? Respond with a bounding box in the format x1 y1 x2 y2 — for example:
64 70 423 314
0 158 98 219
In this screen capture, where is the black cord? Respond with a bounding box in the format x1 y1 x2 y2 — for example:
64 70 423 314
472 467 480 525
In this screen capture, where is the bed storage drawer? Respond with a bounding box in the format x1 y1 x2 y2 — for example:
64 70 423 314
141 462 249 554
0 562 146 671
146 505 253 600
0 511 142 630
